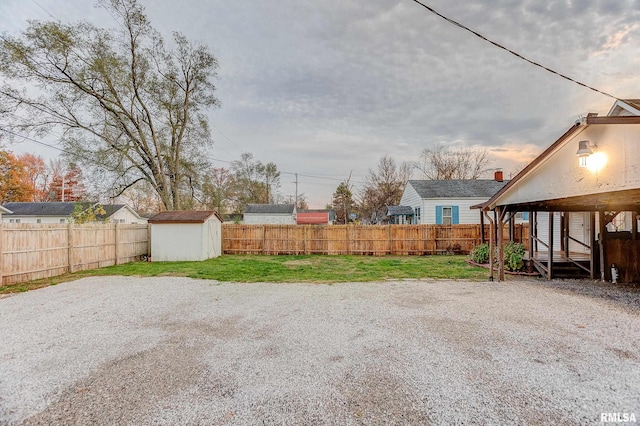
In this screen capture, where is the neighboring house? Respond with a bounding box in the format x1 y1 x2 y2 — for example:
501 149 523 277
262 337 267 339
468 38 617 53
96 204 148 224
386 206 414 224
296 209 336 225
0 205 11 220
244 204 296 224
473 99 640 282
399 172 510 225
1 202 147 224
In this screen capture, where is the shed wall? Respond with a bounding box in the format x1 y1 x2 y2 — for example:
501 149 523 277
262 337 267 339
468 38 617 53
151 223 204 261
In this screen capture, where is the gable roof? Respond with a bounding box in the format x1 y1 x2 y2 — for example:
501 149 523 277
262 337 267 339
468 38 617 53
386 205 415 216
148 210 223 224
2 202 93 216
0 205 12 214
95 204 145 221
473 114 640 212
407 180 508 199
607 99 640 117
244 204 295 214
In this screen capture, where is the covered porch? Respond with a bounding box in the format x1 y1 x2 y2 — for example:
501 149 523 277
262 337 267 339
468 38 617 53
480 188 640 282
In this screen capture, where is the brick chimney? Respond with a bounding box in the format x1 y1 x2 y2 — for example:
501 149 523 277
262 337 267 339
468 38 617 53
494 170 504 182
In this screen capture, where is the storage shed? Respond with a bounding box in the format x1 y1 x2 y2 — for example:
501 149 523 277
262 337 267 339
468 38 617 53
148 211 223 261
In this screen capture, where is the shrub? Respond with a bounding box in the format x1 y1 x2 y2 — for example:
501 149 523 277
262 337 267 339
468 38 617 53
503 242 525 271
471 243 490 264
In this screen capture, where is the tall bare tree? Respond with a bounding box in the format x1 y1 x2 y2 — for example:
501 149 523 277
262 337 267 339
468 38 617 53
0 0 220 210
416 145 490 180
360 155 412 223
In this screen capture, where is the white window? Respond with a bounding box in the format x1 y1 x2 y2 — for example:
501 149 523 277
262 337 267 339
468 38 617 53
60 219 66 223
37 219 41 223
9 219 15 223
442 207 452 225
415 207 421 224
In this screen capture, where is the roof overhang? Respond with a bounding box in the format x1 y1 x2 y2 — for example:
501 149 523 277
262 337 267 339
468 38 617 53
473 115 640 212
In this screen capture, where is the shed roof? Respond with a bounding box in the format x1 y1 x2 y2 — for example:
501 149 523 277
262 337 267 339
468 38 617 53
386 205 415 216
148 210 223 224
2 202 92 216
407 180 508 199
244 204 295 214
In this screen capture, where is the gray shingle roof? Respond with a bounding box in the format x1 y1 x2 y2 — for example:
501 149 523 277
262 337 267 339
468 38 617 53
407 180 508 199
244 204 295 214
386 205 414 215
2 202 93 216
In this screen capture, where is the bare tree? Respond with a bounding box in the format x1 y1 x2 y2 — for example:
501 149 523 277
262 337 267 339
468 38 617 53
0 0 220 210
360 155 412 223
415 145 490 180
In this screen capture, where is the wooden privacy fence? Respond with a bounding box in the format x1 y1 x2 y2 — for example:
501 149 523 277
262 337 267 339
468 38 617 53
0 223 149 285
223 224 529 255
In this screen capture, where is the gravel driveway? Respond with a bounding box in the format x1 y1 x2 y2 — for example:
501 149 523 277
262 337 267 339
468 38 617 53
1 277 638 425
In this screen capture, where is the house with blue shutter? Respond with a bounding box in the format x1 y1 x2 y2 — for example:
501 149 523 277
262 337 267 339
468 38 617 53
399 173 512 225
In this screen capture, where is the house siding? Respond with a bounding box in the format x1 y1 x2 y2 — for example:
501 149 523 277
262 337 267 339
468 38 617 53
244 213 296 225
108 208 147 224
423 199 486 225
3 216 69 224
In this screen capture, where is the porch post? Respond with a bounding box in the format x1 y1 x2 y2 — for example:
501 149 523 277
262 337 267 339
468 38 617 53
528 210 534 272
589 211 596 280
485 211 494 281
480 212 486 245
496 207 505 282
599 210 606 282
548 212 554 280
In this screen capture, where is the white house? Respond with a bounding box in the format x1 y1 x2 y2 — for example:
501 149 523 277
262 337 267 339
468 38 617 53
473 99 640 282
243 204 296 224
1 202 146 224
98 204 148 224
148 210 223 261
399 174 509 225
0 205 11 220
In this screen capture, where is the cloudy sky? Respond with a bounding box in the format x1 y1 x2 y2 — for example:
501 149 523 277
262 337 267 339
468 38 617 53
2 0 640 207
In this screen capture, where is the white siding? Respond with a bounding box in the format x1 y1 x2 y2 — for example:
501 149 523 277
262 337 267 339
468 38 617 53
2 216 68 224
496 124 640 206
533 213 562 252
422 199 487 225
244 213 295 224
108 207 147 224
150 217 222 261
399 183 422 224
568 212 590 253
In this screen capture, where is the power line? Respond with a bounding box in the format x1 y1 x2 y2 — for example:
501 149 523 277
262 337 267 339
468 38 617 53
409 0 621 101
2 128 363 187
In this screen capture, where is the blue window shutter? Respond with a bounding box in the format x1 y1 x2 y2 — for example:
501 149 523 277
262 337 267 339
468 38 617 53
522 212 529 221
452 206 459 224
435 206 443 224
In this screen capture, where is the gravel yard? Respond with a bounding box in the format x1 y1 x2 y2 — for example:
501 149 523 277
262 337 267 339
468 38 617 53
0 277 638 425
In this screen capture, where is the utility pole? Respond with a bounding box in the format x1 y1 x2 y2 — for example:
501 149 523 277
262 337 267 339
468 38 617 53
294 173 299 207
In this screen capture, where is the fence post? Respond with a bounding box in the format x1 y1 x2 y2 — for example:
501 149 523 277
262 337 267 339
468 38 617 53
114 222 120 265
0 222 4 285
387 225 392 255
346 225 350 255
262 225 266 255
303 225 308 255
68 222 74 273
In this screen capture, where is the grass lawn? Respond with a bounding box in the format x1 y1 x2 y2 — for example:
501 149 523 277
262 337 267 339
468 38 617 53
0 255 490 294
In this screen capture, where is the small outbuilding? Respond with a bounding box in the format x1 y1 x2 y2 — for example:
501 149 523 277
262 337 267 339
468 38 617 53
148 210 223 261
243 204 296 224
